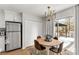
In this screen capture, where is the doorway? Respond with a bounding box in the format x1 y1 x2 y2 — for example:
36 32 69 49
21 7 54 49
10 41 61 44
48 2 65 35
5 21 22 51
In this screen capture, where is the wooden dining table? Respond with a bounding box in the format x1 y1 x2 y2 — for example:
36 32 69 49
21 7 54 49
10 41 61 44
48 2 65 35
37 38 61 55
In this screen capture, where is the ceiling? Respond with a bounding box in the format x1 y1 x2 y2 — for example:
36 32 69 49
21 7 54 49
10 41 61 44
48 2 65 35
0 4 75 17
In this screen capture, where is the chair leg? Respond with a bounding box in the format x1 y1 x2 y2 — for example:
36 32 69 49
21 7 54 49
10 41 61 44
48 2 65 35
36 50 39 54
53 52 54 55
34 47 38 54
53 52 57 55
55 52 62 55
60 52 62 55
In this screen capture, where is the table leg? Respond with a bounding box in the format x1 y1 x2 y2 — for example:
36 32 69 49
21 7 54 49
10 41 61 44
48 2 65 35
46 47 50 55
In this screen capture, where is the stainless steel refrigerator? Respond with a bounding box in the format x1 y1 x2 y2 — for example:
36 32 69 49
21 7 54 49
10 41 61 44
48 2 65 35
5 21 22 51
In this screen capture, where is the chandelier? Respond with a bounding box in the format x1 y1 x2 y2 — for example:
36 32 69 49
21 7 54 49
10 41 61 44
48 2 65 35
45 6 56 21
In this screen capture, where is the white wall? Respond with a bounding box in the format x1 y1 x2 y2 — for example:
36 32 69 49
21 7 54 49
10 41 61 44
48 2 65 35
45 20 53 36
42 18 46 36
22 13 43 49
42 17 54 37
56 6 75 19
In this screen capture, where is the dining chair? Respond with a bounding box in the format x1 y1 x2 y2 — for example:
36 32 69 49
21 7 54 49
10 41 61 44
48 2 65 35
37 36 41 39
49 37 58 50
53 37 58 40
34 40 46 54
49 42 64 55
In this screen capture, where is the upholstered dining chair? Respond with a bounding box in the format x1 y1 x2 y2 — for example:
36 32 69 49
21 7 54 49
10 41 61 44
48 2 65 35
34 40 46 54
49 42 64 55
49 37 58 50
53 37 58 40
37 36 41 39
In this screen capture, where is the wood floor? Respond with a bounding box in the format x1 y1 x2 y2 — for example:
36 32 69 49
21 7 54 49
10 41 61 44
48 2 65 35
0 46 74 55
0 49 31 55
0 46 33 55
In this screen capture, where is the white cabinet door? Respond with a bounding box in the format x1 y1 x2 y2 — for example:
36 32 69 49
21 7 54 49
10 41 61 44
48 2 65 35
4 10 21 22
0 36 5 52
0 10 5 28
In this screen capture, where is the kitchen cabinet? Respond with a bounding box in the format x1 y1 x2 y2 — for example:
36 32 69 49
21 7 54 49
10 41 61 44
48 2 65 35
0 36 5 52
4 10 21 22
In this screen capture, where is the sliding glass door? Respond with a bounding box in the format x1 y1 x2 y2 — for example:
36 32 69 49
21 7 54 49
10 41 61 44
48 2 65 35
54 17 75 54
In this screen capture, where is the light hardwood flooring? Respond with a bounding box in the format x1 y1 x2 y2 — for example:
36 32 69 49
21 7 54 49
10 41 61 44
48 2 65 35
0 45 74 55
